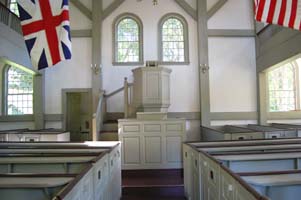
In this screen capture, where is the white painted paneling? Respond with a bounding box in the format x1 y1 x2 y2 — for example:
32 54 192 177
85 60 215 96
0 122 35 130
102 0 199 113
186 120 201 141
145 136 162 163
0 23 33 70
69 3 92 30
0 63 4 115
123 136 141 164
44 38 92 114
209 37 257 112
45 121 63 129
208 0 254 29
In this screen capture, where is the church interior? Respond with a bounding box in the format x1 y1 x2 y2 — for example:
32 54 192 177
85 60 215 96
0 0 301 199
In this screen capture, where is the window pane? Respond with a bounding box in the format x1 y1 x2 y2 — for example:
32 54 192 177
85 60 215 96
9 0 19 17
6 66 33 115
117 18 140 62
268 63 296 112
162 18 185 62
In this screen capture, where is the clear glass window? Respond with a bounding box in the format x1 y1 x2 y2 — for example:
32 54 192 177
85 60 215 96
6 66 33 115
9 0 19 17
268 62 297 112
161 18 185 62
116 18 140 63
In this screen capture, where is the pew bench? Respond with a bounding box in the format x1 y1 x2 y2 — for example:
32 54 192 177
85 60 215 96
0 128 70 142
184 137 301 200
0 174 75 200
0 141 121 200
240 171 301 200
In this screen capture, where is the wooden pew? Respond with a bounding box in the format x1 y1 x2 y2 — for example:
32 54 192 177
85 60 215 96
184 138 301 200
201 125 263 141
240 170 301 200
271 123 301 137
0 173 75 200
0 153 103 174
245 124 297 138
0 142 121 200
214 151 301 172
0 128 70 142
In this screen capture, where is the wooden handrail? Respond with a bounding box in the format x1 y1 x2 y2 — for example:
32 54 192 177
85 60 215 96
104 83 133 99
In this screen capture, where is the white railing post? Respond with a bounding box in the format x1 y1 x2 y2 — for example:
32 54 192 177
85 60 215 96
124 77 129 118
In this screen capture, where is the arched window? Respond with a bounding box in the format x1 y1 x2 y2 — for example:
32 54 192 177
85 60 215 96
159 13 189 64
4 66 33 115
113 13 143 65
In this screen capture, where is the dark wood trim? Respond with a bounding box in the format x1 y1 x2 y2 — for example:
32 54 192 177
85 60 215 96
238 170 301 177
211 149 301 156
55 164 93 199
185 137 301 147
0 173 77 178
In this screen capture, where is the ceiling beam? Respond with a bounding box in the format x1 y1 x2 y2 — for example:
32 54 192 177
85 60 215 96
102 0 125 20
207 0 227 19
174 0 197 20
208 29 255 37
70 0 92 20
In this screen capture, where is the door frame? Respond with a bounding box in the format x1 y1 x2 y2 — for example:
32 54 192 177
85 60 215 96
62 88 92 140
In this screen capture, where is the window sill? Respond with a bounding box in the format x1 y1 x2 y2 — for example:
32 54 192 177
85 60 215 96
159 61 190 65
112 62 144 66
267 111 301 120
0 115 34 122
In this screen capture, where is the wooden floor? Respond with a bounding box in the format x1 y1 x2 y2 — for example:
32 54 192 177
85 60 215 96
121 169 186 200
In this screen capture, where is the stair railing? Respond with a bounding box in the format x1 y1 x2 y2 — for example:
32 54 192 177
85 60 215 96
0 2 22 34
104 77 133 119
93 90 105 141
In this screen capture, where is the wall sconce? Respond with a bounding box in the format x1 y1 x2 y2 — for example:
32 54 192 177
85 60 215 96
200 64 210 74
91 64 101 75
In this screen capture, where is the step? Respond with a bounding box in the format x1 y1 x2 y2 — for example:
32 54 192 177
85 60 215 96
122 169 183 187
102 121 118 132
99 131 118 141
122 186 186 199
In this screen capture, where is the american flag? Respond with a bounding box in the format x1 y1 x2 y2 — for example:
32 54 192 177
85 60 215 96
254 0 301 31
17 0 72 70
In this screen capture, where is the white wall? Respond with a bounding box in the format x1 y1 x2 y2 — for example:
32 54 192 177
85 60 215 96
207 0 257 125
44 3 92 115
0 23 33 70
102 0 199 113
44 38 92 114
209 37 257 112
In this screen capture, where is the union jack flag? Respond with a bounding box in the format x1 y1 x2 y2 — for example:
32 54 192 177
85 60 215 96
17 0 72 70
254 0 301 31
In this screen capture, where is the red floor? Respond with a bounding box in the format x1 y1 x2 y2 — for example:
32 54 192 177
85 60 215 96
121 169 186 200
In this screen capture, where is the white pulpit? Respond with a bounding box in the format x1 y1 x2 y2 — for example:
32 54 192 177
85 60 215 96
132 67 172 112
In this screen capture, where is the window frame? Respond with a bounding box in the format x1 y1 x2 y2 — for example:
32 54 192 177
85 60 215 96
2 65 34 116
158 13 189 65
112 13 144 66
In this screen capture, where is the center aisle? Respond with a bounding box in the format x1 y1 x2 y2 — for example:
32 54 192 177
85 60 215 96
121 169 186 200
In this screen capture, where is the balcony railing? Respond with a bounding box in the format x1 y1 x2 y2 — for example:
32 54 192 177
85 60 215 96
0 2 22 34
